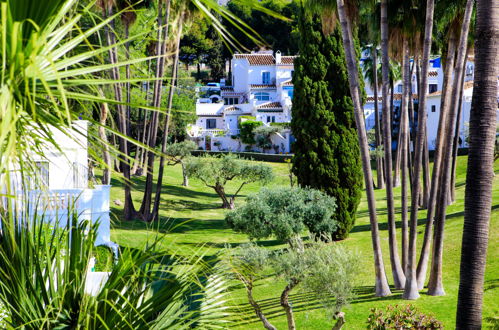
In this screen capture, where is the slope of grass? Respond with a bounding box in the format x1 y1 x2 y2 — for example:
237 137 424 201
108 156 499 328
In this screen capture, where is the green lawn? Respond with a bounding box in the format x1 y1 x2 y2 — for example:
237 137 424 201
108 156 499 329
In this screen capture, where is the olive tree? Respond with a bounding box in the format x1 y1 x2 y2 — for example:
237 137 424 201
226 242 359 330
185 154 273 209
224 243 276 330
225 187 337 249
164 140 198 186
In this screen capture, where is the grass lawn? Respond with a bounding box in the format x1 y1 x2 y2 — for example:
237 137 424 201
108 155 499 329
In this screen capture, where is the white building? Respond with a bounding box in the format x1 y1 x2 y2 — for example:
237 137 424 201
361 54 481 150
188 51 296 153
1 121 115 250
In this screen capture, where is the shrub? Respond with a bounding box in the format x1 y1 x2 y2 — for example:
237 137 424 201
240 120 263 145
366 305 443 329
225 187 337 247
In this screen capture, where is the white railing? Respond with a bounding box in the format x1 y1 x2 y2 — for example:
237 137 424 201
12 185 113 247
197 129 241 137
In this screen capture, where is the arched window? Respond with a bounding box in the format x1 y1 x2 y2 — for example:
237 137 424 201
254 92 270 101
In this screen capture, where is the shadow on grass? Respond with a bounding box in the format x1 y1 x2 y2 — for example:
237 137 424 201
228 285 405 326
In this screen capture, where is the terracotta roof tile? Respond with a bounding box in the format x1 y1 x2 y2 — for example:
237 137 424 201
282 80 293 86
428 71 438 77
224 106 242 112
463 80 474 90
220 86 234 91
257 101 282 109
234 54 275 65
280 56 296 65
251 84 276 89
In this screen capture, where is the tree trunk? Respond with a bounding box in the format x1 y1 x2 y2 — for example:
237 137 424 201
332 312 346 330
400 38 410 272
422 126 430 209
280 279 299 330
381 0 406 290
246 283 277 330
403 0 435 300
393 80 401 188
139 0 171 220
150 21 182 222
181 162 189 186
416 33 457 289
449 55 467 203
427 0 473 296
372 48 384 189
214 184 232 209
335 0 391 297
103 4 135 220
456 0 498 326
99 100 111 185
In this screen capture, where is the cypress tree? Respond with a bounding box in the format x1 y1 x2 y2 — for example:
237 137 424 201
291 12 362 240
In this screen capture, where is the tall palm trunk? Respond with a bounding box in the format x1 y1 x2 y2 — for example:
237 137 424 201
139 0 171 220
416 33 457 289
427 0 473 296
372 48 384 189
99 98 111 185
400 38 410 272
381 0 406 289
335 0 391 297
102 4 135 220
456 0 498 326
449 54 468 202
403 0 435 300
150 22 183 222
421 125 430 208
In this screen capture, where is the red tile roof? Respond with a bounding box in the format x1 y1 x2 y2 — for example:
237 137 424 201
251 84 276 89
234 54 275 65
257 101 282 109
280 56 296 65
428 71 438 77
224 106 242 112
282 80 293 86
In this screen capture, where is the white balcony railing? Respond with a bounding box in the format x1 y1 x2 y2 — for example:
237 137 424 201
9 185 114 248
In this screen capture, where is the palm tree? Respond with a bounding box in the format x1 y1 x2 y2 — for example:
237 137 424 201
456 0 498 326
380 0 406 290
427 0 474 296
331 0 392 296
403 0 436 300
362 46 384 189
416 13 460 289
151 12 185 222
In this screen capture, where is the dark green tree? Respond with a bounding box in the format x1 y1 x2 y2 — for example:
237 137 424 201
291 12 362 241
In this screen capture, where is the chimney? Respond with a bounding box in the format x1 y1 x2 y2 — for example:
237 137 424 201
275 50 281 64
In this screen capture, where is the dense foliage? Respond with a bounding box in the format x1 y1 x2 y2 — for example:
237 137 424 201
291 12 362 240
367 305 443 329
225 187 337 245
239 120 263 145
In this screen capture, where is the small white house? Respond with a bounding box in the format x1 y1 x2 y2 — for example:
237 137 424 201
188 50 296 153
1 121 115 250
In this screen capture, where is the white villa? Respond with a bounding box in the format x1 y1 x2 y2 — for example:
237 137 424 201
1 121 115 251
187 50 296 153
362 54 480 150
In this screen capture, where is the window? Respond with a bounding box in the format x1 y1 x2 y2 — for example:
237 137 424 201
431 105 436 113
429 84 438 93
224 97 239 105
30 161 49 189
206 119 217 129
262 71 271 84
266 116 276 123
397 85 403 93
254 92 270 101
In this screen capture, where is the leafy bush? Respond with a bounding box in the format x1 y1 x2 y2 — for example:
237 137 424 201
367 305 443 329
93 245 114 272
225 187 337 247
240 120 263 145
